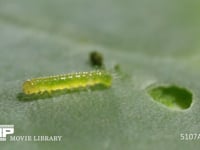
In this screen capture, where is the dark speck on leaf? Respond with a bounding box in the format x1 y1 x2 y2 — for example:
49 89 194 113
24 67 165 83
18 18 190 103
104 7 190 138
90 51 103 67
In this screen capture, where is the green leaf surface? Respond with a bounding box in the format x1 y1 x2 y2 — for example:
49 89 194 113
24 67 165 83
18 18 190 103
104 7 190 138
0 0 200 149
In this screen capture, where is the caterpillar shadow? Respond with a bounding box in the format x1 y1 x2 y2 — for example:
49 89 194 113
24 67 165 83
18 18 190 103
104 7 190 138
17 84 109 102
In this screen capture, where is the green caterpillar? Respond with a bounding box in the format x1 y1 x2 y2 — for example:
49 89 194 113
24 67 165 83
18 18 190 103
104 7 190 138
23 70 112 95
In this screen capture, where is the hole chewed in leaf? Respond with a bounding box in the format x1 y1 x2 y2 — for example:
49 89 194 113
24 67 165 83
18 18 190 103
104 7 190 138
147 85 193 110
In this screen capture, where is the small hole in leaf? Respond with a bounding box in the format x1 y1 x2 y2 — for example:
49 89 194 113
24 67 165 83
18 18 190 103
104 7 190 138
147 85 193 110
